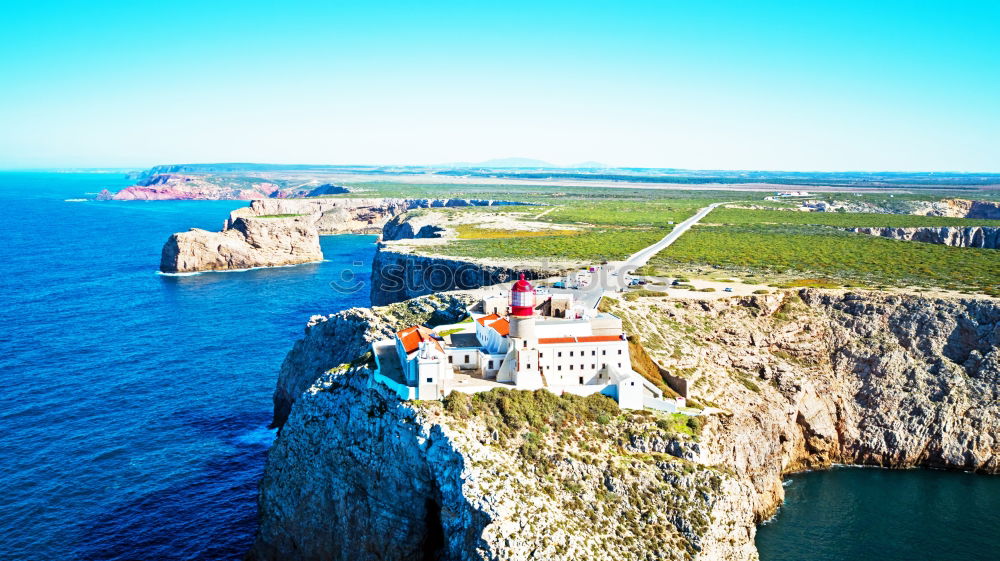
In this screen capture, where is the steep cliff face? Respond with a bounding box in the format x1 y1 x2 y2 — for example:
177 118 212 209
851 226 1000 248
369 249 563 306
382 212 449 241
255 288 999 561
608 289 999 527
252 368 746 561
159 216 323 273
228 198 523 234
271 293 478 428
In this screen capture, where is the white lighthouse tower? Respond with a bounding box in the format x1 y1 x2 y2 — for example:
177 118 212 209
499 274 544 389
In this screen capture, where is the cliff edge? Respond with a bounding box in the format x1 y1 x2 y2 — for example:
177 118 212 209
251 287 999 560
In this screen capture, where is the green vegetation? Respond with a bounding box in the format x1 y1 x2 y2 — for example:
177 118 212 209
652 223 1000 296
454 224 578 239
709 207 1000 227
432 227 670 261
655 413 703 438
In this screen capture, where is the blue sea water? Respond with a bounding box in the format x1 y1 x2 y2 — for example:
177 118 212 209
0 172 376 560
756 467 1000 561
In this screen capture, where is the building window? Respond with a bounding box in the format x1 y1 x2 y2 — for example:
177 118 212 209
591 350 596 356
523 341 527 348
464 355 470 363
488 360 494 369
631 381 635 386
570 351 574 357
618 349 623 355
602 350 606 355
448 356 453 364
591 364 595 369
618 363 622 368
558 351 562 357
527 363 531 369
580 364 584 370
569 365 574 370
539 352 543 358
557 365 562 371
578 376 584 384
426 377 433 383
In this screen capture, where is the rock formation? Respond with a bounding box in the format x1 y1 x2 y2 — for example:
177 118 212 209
851 226 1000 248
159 216 323 273
251 285 999 561
98 173 351 200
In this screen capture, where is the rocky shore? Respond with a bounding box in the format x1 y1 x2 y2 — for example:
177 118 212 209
249 283 998 560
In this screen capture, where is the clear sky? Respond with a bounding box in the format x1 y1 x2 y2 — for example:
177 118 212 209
1 0 998 171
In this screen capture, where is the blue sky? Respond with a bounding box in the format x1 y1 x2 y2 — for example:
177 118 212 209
1 0 998 170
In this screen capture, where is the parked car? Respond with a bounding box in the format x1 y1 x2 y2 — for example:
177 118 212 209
724 287 733 292
553 281 566 288
671 279 681 286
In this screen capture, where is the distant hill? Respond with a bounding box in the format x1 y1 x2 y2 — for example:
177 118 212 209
441 157 555 168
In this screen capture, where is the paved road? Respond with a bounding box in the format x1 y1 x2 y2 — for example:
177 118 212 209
620 202 725 268
570 202 724 308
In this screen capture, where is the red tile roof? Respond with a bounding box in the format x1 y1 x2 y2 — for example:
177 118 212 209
577 335 624 343
396 325 443 354
490 318 510 336
476 313 500 326
538 335 624 345
538 337 576 345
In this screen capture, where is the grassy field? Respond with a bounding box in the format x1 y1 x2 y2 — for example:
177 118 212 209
650 223 1000 296
430 226 671 262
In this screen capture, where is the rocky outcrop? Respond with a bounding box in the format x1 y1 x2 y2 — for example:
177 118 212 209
851 226 1000 248
253 288 999 560
159 216 323 273
99 173 352 200
226 198 524 235
381 212 449 240
369 249 562 306
271 292 477 428
801 197 1000 218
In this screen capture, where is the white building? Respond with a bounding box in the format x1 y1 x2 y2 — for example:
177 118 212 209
371 275 685 412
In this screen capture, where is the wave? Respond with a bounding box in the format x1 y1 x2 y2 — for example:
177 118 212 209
154 260 323 276
235 426 277 447
156 271 202 277
65 198 89 202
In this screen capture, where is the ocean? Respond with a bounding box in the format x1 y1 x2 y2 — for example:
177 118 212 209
0 172 375 560
756 467 1000 560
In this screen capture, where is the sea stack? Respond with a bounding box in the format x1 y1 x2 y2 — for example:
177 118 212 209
159 216 323 273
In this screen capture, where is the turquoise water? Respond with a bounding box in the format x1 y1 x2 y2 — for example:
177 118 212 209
0 172 376 560
756 467 1000 560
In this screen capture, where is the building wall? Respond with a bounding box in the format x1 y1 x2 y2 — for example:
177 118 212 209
536 340 629 386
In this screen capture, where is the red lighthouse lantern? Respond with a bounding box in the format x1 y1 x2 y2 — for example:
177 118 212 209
510 273 535 317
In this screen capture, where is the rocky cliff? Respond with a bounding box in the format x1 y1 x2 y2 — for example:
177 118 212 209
369 249 564 306
159 216 323 273
226 198 523 234
98 173 351 200
252 288 999 560
851 226 1000 248
800 197 1000 217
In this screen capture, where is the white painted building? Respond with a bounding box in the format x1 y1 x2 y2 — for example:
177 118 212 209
370 276 685 412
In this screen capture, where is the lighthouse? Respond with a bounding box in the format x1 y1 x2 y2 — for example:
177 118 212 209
509 273 537 343
506 274 543 389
